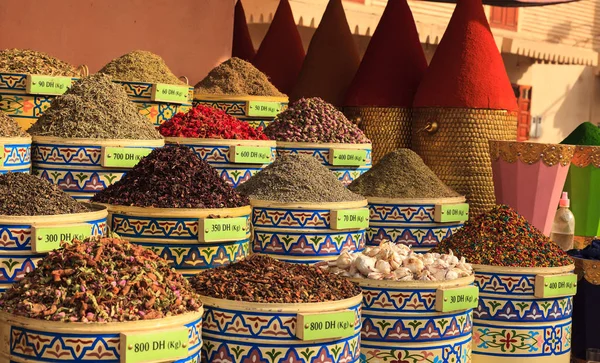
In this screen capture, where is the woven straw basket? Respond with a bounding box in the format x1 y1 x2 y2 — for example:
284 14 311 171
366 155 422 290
412 107 517 218
344 106 412 164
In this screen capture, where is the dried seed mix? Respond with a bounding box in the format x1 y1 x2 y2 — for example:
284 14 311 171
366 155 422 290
348 149 459 199
99 50 185 85
194 57 285 97
0 49 80 77
237 154 364 203
0 173 89 216
28 74 162 139
190 254 361 303
431 205 573 267
159 104 269 140
91 146 249 208
0 111 28 137
561 122 600 146
0 236 202 322
265 97 370 143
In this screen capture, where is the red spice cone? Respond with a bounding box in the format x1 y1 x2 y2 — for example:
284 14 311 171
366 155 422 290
345 0 427 107
252 0 305 95
289 0 360 107
232 0 256 62
413 0 517 111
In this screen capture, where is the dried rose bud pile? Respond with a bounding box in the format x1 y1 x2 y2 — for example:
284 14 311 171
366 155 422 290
324 241 472 281
0 236 202 322
264 97 370 143
190 255 361 303
158 105 269 140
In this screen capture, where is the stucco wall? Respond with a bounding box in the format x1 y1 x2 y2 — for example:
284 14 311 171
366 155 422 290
0 0 234 84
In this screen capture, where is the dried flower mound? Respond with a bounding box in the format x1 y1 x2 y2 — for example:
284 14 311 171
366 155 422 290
27 74 162 140
0 48 80 77
91 146 249 208
0 111 28 137
237 154 364 203
0 236 202 322
265 97 370 143
431 205 573 267
348 149 459 199
159 105 269 140
194 57 285 97
99 50 184 85
190 254 361 303
0 173 89 216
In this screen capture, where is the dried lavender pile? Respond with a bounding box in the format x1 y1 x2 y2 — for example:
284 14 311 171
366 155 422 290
27 74 161 139
194 57 285 97
0 49 80 76
349 149 459 199
190 255 361 303
99 50 184 85
0 173 89 216
0 236 202 322
92 146 249 208
0 111 28 137
237 154 364 203
265 97 370 143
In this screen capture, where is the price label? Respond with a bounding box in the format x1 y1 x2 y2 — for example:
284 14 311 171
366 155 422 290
296 311 355 341
247 101 282 117
198 217 247 242
101 147 153 168
434 203 469 223
435 286 479 312
26 75 72 95
330 208 369 230
229 146 272 164
31 224 94 253
534 273 577 298
328 149 367 166
120 328 188 363
151 84 189 104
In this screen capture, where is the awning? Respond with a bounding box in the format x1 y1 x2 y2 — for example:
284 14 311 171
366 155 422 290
419 0 580 7
501 38 598 66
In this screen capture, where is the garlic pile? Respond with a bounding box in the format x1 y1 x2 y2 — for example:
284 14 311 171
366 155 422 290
324 242 473 281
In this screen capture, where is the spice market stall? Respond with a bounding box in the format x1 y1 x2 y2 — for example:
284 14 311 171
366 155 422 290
265 97 372 185
0 111 31 174
324 242 476 362
159 104 276 187
0 173 107 292
194 57 288 128
0 49 85 131
99 50 194 127
92 146 251 276
238 154 368 264
349 149 468 252
0 237 204 363
434 205 576 363
191 255 363 362
28 74 164 201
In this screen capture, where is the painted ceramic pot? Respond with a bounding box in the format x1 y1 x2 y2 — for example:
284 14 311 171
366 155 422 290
275 142 372 186
0 204 107 292
32 136 164 201
472 264 576 363
164 138 276 187
0 310 203 363
201 293 362 362
490 141 575 236
366 196 468 253
356 276 476 363
193 93 288 128
97 204 252 277
114 80 194 127
0 136 31 174
251 199 368 264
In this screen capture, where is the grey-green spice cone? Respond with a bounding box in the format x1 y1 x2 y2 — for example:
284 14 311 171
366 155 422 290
28 74 162 140
99 50 184 85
